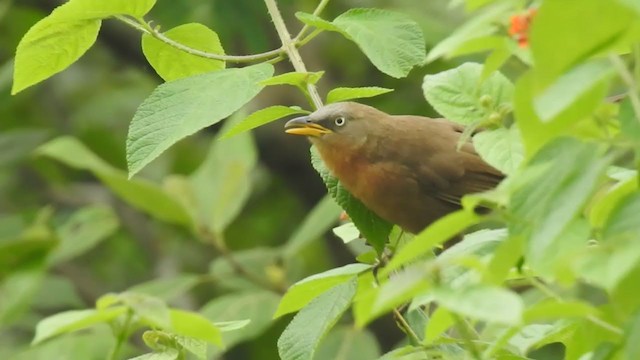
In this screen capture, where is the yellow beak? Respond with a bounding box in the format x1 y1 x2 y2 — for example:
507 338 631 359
284 116 332 137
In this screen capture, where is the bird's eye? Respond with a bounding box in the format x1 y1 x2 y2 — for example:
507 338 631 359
334 116 346 127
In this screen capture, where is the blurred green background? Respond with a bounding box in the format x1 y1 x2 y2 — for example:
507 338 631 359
0 0 469 358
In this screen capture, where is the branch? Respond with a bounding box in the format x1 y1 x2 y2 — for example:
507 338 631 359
114 15 285 63
263 0 324 109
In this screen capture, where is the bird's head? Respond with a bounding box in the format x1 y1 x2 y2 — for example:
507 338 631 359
284 102 386 149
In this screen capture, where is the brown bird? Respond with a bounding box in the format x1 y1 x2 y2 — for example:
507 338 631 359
284 102 504 234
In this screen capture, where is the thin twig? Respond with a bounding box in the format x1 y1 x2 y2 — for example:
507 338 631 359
114 15 284 63
392 308 422 345
264 0 324 109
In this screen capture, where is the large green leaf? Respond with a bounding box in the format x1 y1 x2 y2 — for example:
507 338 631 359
142 23 225 81
533 59 614 122
530 0 634 86
513 72 606 156
426 2 514 63
310 147 392 254
33 307 127 345
384 210 480 274
576 193 640 291
221 106 309 140
278 280 356 360
49 205 119 264
314 326 380 360
12 0 156 94
298 9 426 78
473 126 524 175
200 291 280 351
432 285 523 325
326 87 393 104
126 275 200 302
508 138 611 275
275 263 371 318
169 309 222 346
423 62 513 125
189 118 257 233
127 63 273 177
36 137 192 227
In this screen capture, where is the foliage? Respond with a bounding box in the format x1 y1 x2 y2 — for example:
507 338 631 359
4 0 640 359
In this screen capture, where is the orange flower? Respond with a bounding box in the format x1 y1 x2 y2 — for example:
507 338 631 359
509 8 537 47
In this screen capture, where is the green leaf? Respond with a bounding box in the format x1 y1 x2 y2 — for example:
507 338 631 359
426 2 513 63
424 306 455 344
49 205 119 264
169 309 222 347
332 9 426 78
12 0 156 94
602 192 640 241
209 247 279 291
576 193 640 291
523 299 599 323
189 117 257 233
530 0 634 85
126 275 200 301
283 194 342 258
624 311 640 359
590 177 638 230
617 0 640 15
36 137 192 227
0 269 46 327
377 346 431 360
12 18 99 94
200 291 280 351
221 106 310 140
314 326 381 360
260 71 325 87
275 264 371 318
120 292 171 329
174 336 206 360
423 62 514 125
214 319 251 332
384 210 480 274
278 279 357 360
433 285 523 325
50 0 156 20
575 238 640 293
127 63 273 177
326 87 393 104
619 99 640 143
129 350 179 360
311 146 392 254
332 223 360 244
514 71 605 156
533 59 614 122
142 23 225 81
473 126 524 175
32 307 127 344
508 324 559 356
508 138 611 275
372 265 430 316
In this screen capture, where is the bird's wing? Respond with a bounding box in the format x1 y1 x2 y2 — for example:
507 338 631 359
393 116 503 208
